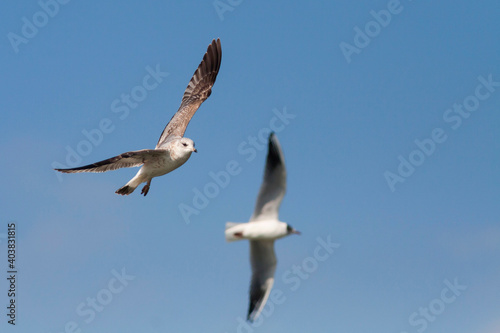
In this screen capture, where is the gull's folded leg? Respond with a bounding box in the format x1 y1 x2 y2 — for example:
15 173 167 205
141 179 152 196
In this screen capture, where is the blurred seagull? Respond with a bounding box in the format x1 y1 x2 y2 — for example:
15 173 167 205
55 39 222 196
225 132 300 322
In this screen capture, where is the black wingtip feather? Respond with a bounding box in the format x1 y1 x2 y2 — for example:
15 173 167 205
53 163 104 173
247 282 267 322
266 132 282 170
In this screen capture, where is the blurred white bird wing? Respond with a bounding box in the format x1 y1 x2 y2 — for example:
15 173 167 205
248 240 277 321
251 133 286 221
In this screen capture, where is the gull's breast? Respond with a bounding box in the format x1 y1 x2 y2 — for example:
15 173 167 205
143 150 186 178
239 221 286 241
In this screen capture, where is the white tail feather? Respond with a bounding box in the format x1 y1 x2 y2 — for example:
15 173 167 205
225 222 245 242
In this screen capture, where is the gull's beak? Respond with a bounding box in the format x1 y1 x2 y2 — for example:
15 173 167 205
292 229 301 235
193 148 198 153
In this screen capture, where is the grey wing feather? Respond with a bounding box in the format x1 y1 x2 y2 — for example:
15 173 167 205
248 240 277 322
54 149 162 173
156 38 222 148
251 133 287 221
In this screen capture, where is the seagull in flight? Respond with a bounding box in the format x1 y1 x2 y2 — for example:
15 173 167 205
225 133 300 322
55 39 222 196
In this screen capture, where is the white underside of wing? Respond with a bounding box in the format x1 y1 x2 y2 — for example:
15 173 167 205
251 133 287 222
248 240 277 321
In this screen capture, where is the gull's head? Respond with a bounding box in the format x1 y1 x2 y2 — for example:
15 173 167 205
178 138 197 154
286 224 301 236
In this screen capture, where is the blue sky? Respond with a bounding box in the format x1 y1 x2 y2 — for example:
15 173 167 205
1 1 500 332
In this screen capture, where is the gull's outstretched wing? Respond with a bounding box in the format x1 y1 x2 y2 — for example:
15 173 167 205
250 133 287 221
156 38 222 148
248 240 277 322
54 149 163 173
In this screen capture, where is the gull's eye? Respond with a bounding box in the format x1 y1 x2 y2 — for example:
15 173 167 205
182 142 188 147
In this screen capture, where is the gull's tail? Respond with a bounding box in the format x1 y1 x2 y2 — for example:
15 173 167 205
225 222 245 242
115 184 136 195
115 175 145 196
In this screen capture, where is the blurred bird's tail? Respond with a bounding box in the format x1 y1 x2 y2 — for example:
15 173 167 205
225 222 245 242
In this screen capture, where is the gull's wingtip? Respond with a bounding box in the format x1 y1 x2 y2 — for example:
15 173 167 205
209 38 221 51
267 132 282 154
